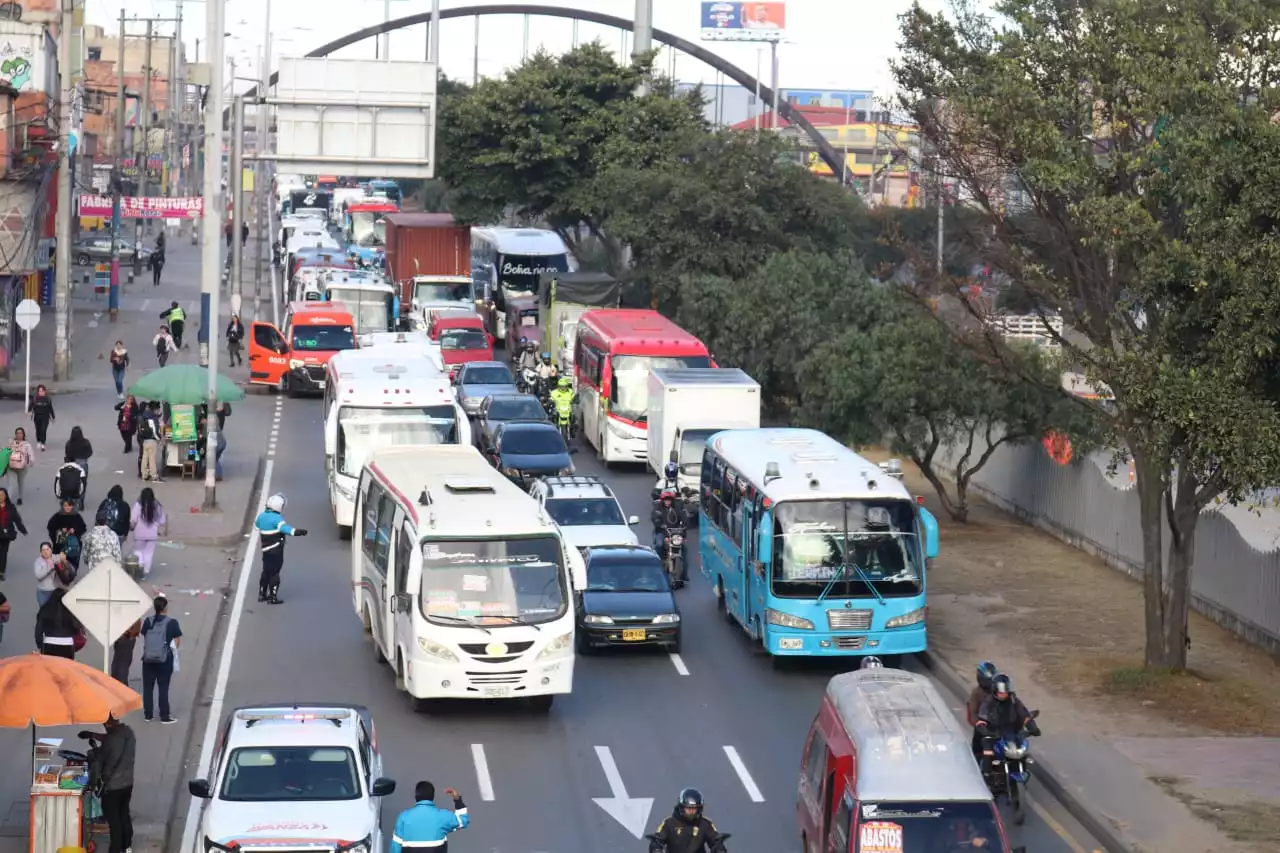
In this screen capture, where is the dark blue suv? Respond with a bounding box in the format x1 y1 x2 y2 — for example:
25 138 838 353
486 420 574 488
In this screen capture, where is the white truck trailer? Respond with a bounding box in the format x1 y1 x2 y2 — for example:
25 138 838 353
647 368 761 515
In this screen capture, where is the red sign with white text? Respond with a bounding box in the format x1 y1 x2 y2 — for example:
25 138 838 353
78 195 205 219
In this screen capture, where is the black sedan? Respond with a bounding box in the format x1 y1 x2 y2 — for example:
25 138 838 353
476 394 549 452
576 546 681 653
486 420 573 487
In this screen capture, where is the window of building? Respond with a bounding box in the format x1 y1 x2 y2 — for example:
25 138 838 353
87 47 102 61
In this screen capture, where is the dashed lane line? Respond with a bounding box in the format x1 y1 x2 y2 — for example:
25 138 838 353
722 746 765 802
471 744 496 801
669 652 689 676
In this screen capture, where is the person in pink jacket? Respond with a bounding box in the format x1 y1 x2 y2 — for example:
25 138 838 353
129 487 166 577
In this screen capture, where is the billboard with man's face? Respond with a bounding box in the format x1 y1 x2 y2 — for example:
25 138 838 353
700 2 786 42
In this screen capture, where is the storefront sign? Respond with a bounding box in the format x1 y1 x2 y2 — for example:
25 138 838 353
78 195 205 219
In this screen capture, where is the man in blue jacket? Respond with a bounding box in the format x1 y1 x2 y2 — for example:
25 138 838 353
390 781 469 853
254 493 307 604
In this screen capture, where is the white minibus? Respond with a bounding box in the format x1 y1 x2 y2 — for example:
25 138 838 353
323 353 470 534
352 445 579 712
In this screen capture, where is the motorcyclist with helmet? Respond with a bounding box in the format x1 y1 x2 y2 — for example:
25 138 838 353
516 338 539 372
535 351 558 382
648 789 727 853
975 673 1041 774
860 656 883 669
548 377 576 438
968 661 999 761
652 490 687 582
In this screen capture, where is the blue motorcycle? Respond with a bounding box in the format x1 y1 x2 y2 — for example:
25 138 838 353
984 709 1040 825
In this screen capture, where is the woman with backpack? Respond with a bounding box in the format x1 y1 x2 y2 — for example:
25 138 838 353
115 396 138 453
65 426 93 503
8 427 33 505
0 487 27 582
130 488 165 577
140 595 181 723
98 485 131 547
81 505 123 570
153 326 176 367
34 588 83 659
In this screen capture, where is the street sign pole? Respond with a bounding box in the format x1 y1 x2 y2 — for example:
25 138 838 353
15 300 41 413
60 558 153 676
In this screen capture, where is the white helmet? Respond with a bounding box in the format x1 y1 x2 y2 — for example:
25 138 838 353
860 656 884 670
265 493 286 512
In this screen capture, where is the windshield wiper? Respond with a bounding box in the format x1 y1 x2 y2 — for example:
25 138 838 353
427 613 490 634
483 614 540 630
816 562 886 605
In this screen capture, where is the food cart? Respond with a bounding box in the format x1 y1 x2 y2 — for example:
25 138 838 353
29 735 91 853
164 404 199 472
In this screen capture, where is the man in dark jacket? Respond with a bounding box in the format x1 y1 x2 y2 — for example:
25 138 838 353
976 674 1041 773
84 715 136 853
648 789 727 853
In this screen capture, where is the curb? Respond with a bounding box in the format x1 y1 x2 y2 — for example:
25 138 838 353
918 649 1131 853
160 452 268 853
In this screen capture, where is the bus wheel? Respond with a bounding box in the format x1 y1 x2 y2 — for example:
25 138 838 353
718 580 735 624
339 524 352 541
413 696 444 715
360 604 372 633
528 695 555 713
394 652 406 691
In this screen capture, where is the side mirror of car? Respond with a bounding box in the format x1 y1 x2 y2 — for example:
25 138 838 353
188 779 211 798
370 777 396 797
628 515 639 525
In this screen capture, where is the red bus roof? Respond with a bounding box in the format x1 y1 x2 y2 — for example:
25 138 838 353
579 309 709 357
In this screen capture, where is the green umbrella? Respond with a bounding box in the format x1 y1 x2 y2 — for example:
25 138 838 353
126 364 246 405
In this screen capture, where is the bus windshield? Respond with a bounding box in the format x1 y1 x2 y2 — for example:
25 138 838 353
610 355 712 422
420 536 567 626
497 253 569 295
771 499 923 599
337 405 458 476
855 801 1005 853
328 289 392 334
292 325 355 352
350 212 387 247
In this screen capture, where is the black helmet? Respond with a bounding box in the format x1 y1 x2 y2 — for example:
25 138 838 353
677 788 703 820
977 660 998 691
991 674 1012 699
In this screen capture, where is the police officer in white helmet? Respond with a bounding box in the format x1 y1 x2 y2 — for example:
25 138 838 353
253 493 308 604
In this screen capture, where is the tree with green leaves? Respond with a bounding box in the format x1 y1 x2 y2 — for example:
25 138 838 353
799 286 1094 522
894 0 1280 668
435 42 706 268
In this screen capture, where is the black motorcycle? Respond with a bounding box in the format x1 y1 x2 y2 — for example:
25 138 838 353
646 832 730 852
982 710 1041 825
658 524 688 588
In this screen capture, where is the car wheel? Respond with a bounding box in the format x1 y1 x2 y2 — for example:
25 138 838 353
76 253 90 265
528 695 554 713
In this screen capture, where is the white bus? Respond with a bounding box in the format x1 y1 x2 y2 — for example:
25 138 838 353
357 330 443 367
324 273 398 335
352 445 578 712
323 352 470 534
471 227 576 339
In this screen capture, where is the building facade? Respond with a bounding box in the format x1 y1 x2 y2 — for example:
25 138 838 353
81 24 175 177
678 83 876 129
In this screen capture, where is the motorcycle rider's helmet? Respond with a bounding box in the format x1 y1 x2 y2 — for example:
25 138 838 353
519 337 528 347
266 493 286 513
664 460 679 480
991 674 1012 701
558 377 572 388
860 656 883 669
660 490 676 504
541 351 552 361
977 660 998 691
677 788 704 821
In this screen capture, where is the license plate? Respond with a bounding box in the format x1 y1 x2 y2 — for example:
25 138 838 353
482 686 511 698
622 629 647 641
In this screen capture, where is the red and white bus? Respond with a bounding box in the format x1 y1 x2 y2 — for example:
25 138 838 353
573 309 711 464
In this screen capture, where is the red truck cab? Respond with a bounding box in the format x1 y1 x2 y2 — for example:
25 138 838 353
429 313 494 373
799 669 1020 853
249 301 357 395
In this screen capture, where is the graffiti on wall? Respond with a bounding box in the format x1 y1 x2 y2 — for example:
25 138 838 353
0 39 33 90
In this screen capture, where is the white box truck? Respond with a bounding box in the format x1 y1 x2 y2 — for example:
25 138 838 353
647 368 761 517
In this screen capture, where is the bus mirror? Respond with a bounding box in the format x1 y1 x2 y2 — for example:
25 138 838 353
393 593 411 614
919 507 939 559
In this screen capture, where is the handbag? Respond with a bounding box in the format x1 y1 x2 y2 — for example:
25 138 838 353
55 559 76 587
72 631 86 651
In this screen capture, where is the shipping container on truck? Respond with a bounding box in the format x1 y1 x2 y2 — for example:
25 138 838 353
383 212 472 307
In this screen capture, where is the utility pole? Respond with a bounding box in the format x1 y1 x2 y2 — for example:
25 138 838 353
254 0 272 322
429 0 440 70
110 8 127 322
769 41 780 130
200 0 226 508
52 0 75 378
631 0 652 96
231 96 244 312
169 0 184 198
137 19 153 256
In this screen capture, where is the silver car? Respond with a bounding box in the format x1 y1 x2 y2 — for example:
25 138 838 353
453 360 518 415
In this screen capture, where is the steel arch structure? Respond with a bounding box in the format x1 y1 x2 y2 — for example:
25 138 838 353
226 3 845 175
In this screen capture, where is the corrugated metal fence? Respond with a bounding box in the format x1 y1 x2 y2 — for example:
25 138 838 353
936 438 1280 653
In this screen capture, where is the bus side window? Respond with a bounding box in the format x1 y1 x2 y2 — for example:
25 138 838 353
587 349 603 387
700 453 716 516
831 791 853 852
711 458 727 531
727 472 743 541
803 727 827 794
373 492 395 573
361 481 383 562
394 519 412 596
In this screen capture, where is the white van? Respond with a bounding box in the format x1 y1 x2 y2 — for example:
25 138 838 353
352 445 580 712
323 353 469 534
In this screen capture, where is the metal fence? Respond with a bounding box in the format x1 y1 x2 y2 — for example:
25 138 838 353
935 438 1280 653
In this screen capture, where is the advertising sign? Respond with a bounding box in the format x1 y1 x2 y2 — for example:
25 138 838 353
77 195 205 219
700 2 786 42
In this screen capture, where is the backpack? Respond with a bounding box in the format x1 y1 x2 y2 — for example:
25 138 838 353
138 417 157 442
142 616 170 663
9 444 27 470
98 498 122 533
58 464 82 498
156 336 168 357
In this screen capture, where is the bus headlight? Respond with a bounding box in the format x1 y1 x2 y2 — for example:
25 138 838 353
583 615 613 625
766 609 814 630
885 607 926 629
651 613 680 624
536 632 573 659
417 637 458 661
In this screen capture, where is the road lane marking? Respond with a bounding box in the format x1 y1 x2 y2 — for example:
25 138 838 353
471 744 495 801
179 459 274 853
722 746 765 802
142 299 152 312
669 652 689 676
1030 798 1090 853
592 745 653 838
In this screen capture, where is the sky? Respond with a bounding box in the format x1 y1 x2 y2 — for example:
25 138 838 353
83 0 951 98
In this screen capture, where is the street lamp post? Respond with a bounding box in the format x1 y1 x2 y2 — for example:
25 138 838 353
200 0 227 509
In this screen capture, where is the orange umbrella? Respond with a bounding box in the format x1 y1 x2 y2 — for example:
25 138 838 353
0 654 142 728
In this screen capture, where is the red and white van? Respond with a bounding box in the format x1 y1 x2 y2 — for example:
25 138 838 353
249 302 358 395
798 669 1021 853
429 312 494 374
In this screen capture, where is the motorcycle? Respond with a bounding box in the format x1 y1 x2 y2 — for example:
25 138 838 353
518 366 539 395
646 832 730 852
661 525 687 588
654 480 699 527
983 709 1041 825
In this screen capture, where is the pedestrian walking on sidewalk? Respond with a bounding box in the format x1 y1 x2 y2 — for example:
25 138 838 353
137 408 162 482
151 232 166 287
130 487 165 577
33 588 82 659
110 619 141 685
8 428 32 504
33 542 61 607
161 302 186 349
0 487 28 582
85 714 135 853
226 315 245 366
27 385 54 450
108 341 130 399
65 427 93 503
140 595 181 724
47 498 86 570
115 396 138 452
99 485 131 547
82 505 123 570
54 459 87 513
154 325 176 367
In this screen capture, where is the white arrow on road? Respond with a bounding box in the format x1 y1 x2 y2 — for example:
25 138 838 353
592 745 653 839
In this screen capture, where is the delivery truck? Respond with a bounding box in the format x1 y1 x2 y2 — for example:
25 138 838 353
383 213 473 326
537 271 622 371
647 368 761 519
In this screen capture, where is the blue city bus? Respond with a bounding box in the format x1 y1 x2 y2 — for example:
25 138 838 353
698 428 939 659
367 180 402 205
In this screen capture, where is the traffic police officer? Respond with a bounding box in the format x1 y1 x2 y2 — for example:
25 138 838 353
160 301 186 349
254 493 307 604
390 781 470 853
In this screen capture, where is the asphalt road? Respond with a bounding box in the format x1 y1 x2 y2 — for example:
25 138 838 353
201 394 1106 853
